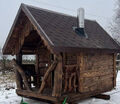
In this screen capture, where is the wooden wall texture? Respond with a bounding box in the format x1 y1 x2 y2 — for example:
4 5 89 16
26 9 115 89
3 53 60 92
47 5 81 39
78 53 114 93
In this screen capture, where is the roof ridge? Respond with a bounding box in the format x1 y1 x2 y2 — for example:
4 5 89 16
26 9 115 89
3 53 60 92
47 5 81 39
23 3 96 22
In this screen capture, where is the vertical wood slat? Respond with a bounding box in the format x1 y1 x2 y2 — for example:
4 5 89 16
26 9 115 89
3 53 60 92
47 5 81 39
113 53 117 87
16 53 23 89
52 54 63 97
78 52 84 92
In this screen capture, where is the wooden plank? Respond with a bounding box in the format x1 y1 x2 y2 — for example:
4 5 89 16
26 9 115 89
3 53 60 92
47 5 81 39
65 64 78 67
78 52 84 92
52 54 63 97
16 89 57 102
80 70 113 78
83 74 113 87
113 53 117 87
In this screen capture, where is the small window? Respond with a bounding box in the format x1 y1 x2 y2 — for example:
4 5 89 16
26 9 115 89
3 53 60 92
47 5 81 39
22 55 36 64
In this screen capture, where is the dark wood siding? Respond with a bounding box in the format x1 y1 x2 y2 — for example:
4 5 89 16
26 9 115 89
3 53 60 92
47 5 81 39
78 53 114 93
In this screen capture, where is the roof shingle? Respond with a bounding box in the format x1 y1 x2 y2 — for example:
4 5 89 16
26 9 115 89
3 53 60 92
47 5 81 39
27 5 120 50
3 4 120 54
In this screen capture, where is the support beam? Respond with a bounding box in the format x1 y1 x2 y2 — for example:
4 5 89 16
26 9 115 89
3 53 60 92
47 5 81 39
113 53 117 87
52 54 63 97
13 59 31 91
78 53 84 93
16 89 58 103
35 54 40 88
16 53 23 89
38 60 57 93
93 94 110 100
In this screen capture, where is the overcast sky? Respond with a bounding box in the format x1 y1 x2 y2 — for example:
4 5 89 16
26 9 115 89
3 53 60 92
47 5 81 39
0 0 117 48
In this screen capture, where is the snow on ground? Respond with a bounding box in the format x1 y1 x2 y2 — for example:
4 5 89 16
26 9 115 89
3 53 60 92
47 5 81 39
79 71 120 104
0 72 47 104
0 71 120 104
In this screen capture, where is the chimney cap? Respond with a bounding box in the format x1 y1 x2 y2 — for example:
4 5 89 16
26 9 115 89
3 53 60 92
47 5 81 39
77 8 85 28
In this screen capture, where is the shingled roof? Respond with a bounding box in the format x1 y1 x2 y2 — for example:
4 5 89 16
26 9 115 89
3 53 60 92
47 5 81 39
3 4 120 54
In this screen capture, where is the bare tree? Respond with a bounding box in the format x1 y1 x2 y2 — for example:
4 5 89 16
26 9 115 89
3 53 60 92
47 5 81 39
110 0 120 43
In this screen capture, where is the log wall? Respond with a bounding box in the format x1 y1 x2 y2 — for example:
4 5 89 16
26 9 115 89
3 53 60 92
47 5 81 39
62 52 115 95
78 52 115 93
63 53 78 93
35 49 52 88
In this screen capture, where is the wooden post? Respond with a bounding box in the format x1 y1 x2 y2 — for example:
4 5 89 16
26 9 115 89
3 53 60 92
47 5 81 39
52 54 63 97
78 52 84 92
16 52 23 89
35 54 40 88
13 59 31 91
113 53 117 87
38 60 57 93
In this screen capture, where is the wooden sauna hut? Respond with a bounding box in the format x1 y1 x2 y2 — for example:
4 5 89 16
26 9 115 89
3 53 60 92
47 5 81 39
2 3 120 104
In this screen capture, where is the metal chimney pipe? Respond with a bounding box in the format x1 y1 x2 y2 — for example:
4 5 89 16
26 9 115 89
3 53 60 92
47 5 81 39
77 8 85 28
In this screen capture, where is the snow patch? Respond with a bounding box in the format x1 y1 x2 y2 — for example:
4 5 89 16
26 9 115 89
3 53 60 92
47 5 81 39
0 72 120 104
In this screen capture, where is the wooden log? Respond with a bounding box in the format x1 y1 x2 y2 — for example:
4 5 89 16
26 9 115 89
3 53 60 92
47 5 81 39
93 94 110 100
80 70 113 78
69 74 73 92
113 53 117 87
12 59 31 91
78 52 84 92
52 54 63 97
59 87 113 103
15 69 22 89
38 60 57 93
16 53 23 89
16 89 57 102
69 72 76 92
64 73 68 93
35 54 40 88
73 73 77 92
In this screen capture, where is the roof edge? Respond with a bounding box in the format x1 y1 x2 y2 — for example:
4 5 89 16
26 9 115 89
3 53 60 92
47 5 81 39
21 3 55 53
3 3 55 55
52 46 120 53
95 21 120 49
2 4 23 55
